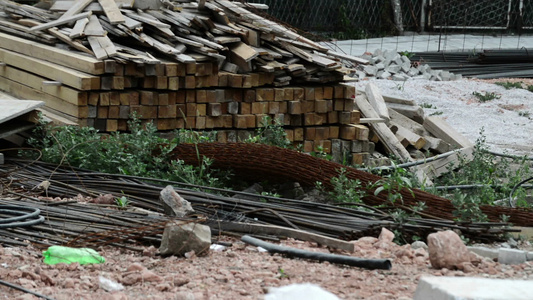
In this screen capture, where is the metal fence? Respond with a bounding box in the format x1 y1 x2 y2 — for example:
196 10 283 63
246 0 533 37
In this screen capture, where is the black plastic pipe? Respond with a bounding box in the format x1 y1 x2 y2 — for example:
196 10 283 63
241 235 392 270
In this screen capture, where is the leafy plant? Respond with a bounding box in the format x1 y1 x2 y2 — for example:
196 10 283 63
420 102 437 109
310 145 332 161
434 129 532 210
494 81 523 90
115 194 129 208
429 111 444 116
472 91 501 102
371 163 415 205
245 116 292 148
518 111 531 119
22 114 232 189
527 85 533 93
317 169 367 211
399 50 414 59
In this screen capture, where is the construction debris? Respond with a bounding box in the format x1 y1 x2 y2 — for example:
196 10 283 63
357 49 461 81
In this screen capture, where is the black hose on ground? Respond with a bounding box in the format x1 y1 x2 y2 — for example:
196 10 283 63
0 279 55 300
509 177 533 208
0 205 45 228
241 235 392 270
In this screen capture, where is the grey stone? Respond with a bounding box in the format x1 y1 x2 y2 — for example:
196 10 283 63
508 237 519 248
382 59 392 68
159 221 211 256
364 65 378 76
401 61 411 73
411 241 428 250
375 63 385 70
392 74 408 81
385 50 399 61
440 70 451 81
394 56 403 66
526 252 533 261
371 55 385 64
401 55 411 64
379 71 391 79
467 246 499 260
386 64 402 74
422 72 432 80
373 49 383 57
351 140 370 153
361 53 373 60
498 248 526 265
355 70 366 79
407 67 420 77
160 186 194 217
376 70 384 78
233 183 263 200
0 153 3 165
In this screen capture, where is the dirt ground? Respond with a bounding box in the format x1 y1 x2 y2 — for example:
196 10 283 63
1 234 533 300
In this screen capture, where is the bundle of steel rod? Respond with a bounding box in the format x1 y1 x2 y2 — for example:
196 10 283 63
411 50 533 78
0 157 519 248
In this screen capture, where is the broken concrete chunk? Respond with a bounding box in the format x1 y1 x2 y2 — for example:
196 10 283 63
364 65 378 76
160 185 194 217
378 71 391 79
386 64 402 74
159 221 211 256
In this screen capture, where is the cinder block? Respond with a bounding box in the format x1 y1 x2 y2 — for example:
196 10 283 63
414 276 533 300
467 246 499 260
498 248 526 265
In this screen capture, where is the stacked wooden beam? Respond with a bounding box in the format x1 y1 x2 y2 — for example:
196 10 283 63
0 0 377 160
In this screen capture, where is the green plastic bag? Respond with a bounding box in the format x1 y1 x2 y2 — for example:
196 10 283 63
43 246 105 265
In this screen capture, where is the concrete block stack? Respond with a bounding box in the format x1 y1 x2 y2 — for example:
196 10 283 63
355 49 462 81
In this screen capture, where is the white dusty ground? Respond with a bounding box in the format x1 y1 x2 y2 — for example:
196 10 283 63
354 78 533 156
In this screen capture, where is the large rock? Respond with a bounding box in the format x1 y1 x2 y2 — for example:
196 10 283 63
159 221 211 257
427 230 471 269
159 186 194 217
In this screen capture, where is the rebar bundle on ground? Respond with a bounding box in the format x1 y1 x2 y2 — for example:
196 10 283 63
0 149 526 248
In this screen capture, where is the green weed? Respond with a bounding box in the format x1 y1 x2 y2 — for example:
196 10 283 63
245 116 292 148
472 91 501 102
494 81 523 90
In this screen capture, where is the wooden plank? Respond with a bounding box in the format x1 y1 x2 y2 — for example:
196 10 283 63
423 116 474 149
84 15 106 36
0 76 83 118
47 28 94 56
388 108 430 136
382 94 417 106
413 147 474 185
98 0 126 24
386 103 425 124
0 100 44 125
0 65 88 106
30 12 93 32
58 0 94 20
390 124 426 149
365 83 390 122
0 48 100 91
355 95 413 162
229 42 258 72
69 18 90 39
87 36 117 59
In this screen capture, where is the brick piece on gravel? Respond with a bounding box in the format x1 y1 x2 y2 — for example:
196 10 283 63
427 230 471 269
378 228 395 243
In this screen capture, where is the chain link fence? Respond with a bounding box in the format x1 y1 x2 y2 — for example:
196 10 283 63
246 0 533 37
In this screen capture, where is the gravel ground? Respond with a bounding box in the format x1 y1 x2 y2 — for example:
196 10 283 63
2 235 533 300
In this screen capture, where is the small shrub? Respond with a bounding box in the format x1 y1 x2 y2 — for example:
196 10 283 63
420 102 437 109
472 91 501 102
245 116 292 148
494 81 522 90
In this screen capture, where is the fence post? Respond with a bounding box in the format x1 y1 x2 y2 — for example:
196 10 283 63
391 0 404 35
420 0 427 32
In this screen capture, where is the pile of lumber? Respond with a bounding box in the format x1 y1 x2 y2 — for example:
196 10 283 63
0 0 376 159
355 82 474 183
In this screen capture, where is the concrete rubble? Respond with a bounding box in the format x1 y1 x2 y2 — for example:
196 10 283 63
159 185 194 217
355 49 462 81
159 221 211 257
